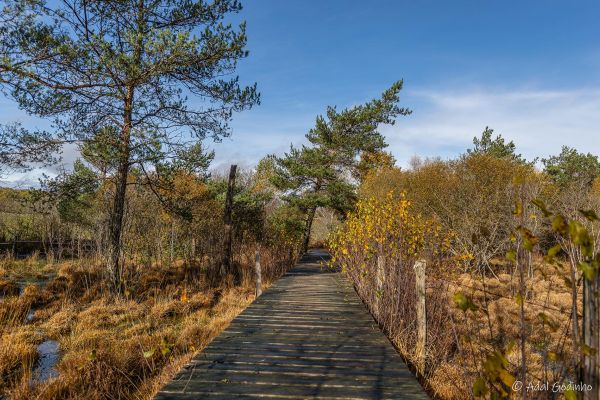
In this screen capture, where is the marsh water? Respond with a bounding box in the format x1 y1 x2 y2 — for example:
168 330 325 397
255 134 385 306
0 275 61 385
31 340 59 383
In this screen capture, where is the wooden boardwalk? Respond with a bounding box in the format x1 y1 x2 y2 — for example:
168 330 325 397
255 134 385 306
156 249 428 400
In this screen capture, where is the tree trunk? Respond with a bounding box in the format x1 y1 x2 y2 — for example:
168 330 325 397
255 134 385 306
569 245 582 385
584 272 600 399
517 190 527 400
108 89 133 294
302 207 317 254
220 165 237 284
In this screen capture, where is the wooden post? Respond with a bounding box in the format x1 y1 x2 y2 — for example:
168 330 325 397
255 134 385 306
170 219 175 266
414 259 426 372
255 248 262 297
374 253 385 318
584 273 600 400
221 165 237 281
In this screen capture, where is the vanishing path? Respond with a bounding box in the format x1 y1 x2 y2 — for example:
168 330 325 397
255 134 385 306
156 249 428 400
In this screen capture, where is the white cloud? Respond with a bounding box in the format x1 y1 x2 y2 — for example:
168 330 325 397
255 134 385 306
0 173 40 188
3 86 600 186
385 87 600 168
209 113 313 172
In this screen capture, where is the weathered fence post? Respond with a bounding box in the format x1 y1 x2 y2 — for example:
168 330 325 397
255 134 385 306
221 164 237 282
255 248 262 297
170 220 175 266
414 259 427 372
374 253 385 318
584 272 600 400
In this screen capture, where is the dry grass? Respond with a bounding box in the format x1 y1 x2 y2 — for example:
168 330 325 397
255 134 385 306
425 262 578 399
0 296 32 328
0 254 54 281
0 327 42 392
0 250 291 400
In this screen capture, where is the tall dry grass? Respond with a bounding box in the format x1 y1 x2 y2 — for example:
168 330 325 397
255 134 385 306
0 246 294 399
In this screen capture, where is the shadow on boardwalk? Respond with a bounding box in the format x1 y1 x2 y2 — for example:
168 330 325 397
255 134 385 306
155 249 428 400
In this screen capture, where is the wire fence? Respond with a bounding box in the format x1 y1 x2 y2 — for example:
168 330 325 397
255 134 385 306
0 239 96 258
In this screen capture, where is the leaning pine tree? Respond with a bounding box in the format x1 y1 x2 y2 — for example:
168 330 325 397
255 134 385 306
0 0 259 292
271 81 410 253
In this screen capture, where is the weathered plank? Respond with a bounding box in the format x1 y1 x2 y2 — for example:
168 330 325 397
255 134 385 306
155 249 428 400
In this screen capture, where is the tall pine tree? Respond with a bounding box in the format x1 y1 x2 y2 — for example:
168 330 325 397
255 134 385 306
272 81 410 252
0 0 259 291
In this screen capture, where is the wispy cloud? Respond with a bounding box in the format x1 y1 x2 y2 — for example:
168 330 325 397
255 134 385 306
216 86 600 170
3 86 600 186
210 112 313 172
385 87 600 167
0 170 47 188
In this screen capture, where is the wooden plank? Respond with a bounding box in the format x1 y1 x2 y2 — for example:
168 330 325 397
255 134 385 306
155 249 428 399
158 382 425 399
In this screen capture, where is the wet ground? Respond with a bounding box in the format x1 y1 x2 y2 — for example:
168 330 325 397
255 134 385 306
31 340 60 384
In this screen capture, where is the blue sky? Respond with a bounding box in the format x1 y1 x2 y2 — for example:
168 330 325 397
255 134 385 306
211 0 600 170
3 0 600 182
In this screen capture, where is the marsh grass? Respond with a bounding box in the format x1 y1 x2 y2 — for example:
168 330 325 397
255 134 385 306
0 250 289 399
422 263 577 399
0 253 54 281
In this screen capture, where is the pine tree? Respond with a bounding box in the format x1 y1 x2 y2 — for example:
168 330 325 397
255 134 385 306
468 126 526 163
0 123 61 177
272 81 410 252
0 0 259 291
543 146 600 187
